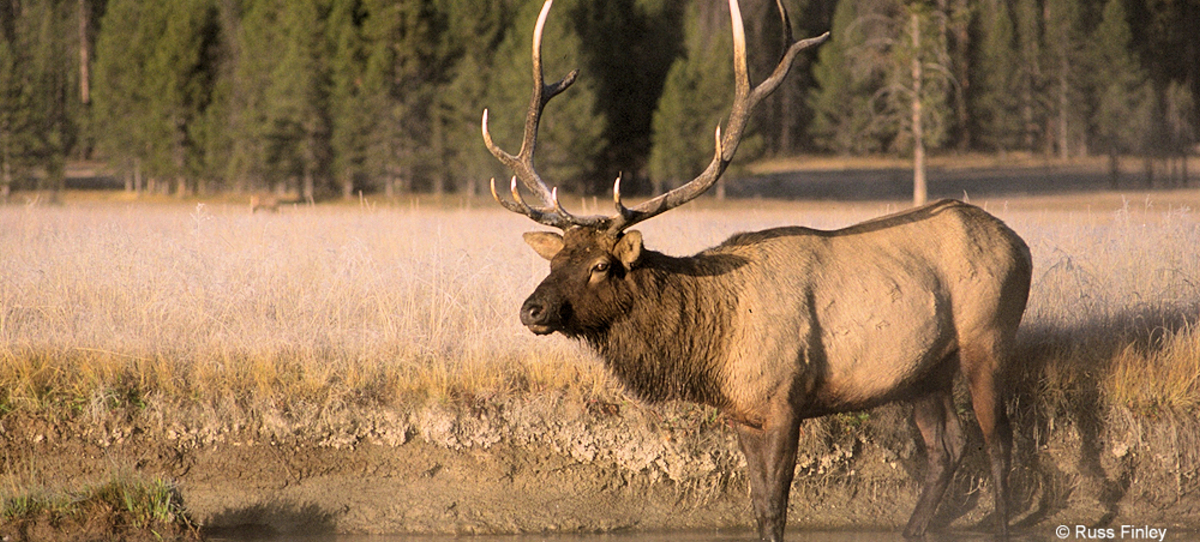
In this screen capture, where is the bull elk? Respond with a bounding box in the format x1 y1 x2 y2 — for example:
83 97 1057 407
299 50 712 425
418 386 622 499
483 1 1032 540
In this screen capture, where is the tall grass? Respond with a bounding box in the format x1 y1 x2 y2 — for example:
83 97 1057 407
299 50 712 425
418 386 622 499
1014 200 1200 415
1 196 1198 419
0 202 607 413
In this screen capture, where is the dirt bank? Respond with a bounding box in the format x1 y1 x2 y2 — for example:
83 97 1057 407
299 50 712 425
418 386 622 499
2 392 1198 538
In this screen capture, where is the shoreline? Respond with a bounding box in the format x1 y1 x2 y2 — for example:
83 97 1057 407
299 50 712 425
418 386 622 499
3 392 1198 539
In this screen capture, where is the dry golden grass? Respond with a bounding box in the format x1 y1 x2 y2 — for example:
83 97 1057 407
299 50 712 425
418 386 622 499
1011 198 1200 417
1 193 1198 420
0 202 611 414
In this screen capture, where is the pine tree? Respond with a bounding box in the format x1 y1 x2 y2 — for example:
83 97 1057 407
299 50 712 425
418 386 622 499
648 0 737 195
971 0 1021 151
92 0 219 196
572 0 683 190
892 2 953 205
807 0 882 155
1 0 81 198
0 24 23 197
1043 0 1086 158
1013 0 1042 151
150 0 221 196
262 0 332 200
484 0 605 197
92 0 147 191
327 0 370 199
225 0 284 193
816 0 952 204
1163 80 1194 185
1089 0 1152 185
432 0 512 196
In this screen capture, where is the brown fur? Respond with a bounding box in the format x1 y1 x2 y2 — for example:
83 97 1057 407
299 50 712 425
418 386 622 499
249 195 279 213
519 199 1032 540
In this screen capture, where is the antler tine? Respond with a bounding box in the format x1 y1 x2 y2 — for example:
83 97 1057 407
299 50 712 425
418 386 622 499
490 176 533 217
606 0 829 235
482 0 579 215
490 176 583 229
551 187 587 224
774 0 795 50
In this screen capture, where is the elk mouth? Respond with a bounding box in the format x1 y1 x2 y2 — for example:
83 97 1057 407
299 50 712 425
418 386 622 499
524 323 556 335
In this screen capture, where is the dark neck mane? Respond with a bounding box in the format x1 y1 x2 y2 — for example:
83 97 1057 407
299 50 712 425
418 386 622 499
581 249 743 407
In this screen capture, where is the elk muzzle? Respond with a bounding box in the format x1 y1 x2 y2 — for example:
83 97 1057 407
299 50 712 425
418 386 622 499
520 287 567 335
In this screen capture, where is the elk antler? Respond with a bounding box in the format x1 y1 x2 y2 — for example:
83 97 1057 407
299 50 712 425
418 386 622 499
485 0 829 233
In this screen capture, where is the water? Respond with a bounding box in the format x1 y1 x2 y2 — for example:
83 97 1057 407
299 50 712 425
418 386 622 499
206 532 909 542
205 526 1186 542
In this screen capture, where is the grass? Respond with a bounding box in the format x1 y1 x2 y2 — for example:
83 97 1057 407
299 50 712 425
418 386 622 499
1 471 196 539
1012 199 1200 416
0 192 1198 423
0 201 611 416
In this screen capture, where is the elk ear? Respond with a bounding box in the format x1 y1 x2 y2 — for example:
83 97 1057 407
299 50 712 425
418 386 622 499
523 231 564 260
613 230 643 270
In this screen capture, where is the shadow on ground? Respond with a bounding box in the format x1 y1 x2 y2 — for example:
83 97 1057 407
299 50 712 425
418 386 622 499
201 501 338 540
908 301 1200 533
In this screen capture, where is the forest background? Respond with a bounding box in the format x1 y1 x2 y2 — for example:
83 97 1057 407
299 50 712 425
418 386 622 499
1 0 1197 202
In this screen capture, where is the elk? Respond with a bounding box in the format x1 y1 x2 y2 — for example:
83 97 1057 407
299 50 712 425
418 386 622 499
249 194 307 213
483 1 1031 540
249 194 280 213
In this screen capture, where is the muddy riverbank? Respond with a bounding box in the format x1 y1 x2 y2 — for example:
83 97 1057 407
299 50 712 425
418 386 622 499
2 391 1198 539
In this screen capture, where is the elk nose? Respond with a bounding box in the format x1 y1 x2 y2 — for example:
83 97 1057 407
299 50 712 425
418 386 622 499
520 298 546 324
520 297 557 335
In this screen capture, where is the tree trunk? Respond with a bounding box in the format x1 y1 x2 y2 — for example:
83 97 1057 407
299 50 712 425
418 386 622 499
78 0 90 105
1108 151 1120 188
1 130 10 200
432 112 445 195
951 0 971 151
341 173 354 200
303 130 316 202
303 166 314 203
1057 53 1069 159
48 159 65 204
1017 0 1040 151
911 13 927 207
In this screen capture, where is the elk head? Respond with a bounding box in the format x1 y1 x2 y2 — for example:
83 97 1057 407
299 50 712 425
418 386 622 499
484 0 827 337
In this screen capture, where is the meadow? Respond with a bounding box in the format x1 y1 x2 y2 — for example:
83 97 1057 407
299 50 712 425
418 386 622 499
3 190 1200 536
1 192 1198 422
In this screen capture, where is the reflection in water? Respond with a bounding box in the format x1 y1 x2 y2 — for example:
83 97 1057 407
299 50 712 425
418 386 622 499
205 527 1129 542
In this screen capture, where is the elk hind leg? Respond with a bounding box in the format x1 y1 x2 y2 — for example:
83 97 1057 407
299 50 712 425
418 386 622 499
734 411 801 542
903 387 965 538
963 343 1013 536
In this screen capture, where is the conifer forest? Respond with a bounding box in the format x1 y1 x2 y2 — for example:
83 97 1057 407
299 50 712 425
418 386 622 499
1 0 1197 200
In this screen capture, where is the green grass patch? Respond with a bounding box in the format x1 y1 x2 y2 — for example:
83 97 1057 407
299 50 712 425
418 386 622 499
1 472 197 541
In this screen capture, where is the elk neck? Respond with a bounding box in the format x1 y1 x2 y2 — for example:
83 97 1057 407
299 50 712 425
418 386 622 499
584 248 747 408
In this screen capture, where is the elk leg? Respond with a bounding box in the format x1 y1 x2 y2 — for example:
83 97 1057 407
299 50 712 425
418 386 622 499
964 345 1013 537
734 412 801 542
903 388 965 538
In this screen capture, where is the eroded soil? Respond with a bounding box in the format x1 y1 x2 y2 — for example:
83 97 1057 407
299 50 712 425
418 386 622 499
2 394 1198 539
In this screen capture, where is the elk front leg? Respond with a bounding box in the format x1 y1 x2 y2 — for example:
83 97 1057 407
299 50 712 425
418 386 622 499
734 412 801 542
